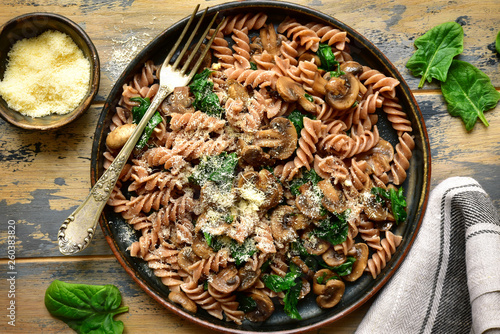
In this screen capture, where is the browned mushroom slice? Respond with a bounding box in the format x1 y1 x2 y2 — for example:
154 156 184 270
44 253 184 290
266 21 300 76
238 262 261 291
312 72 328 96
358 139 394 176
177 247 200 272
210 266 241 294
237 169 283 210
270 205 298 245
317 179 348 214
325 73 359 111
299 278 311 299
340 61 363 76
312 268 338 295
343 243 369 282
240 144 274 167
160 86 195 115
254 117 298 160
322 247 346 267
245 293 275 322
301 230 330 255
295 183 326 219
276 76 317 113
316 279 345 308
168 291 197 313
288 212 311 231
298 52 321 65
363 192 395 222
192 233 215 259
228 80 250 103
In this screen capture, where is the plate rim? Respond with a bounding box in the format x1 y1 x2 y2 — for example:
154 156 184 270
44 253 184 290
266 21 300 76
91 1 431 333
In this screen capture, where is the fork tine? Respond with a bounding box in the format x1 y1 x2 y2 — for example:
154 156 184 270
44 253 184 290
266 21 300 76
184 16 224 80
163 4 200 66
172 7 209 69
180 12 220 74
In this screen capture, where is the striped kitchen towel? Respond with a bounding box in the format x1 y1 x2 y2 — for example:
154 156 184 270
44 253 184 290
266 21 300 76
355 177 500 334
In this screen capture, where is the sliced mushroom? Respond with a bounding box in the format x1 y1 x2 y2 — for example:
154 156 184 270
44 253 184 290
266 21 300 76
276 76 317 113
106 123 137 150
245 293 275 322
177 247 200 272
299 278 311 299
340 61 363 76
321 247 346 267
317 180 348 214
312 72 328 96
295 183 326 219
325 73 359 111
343 243 369 282
316 279 345 308
312 269 338 295
168 291 197 313
238 262 261 291
238 169 283 210
270 205 298 245
299 52 321 65
357 139 394 176
254 117 298 160
292 256 314 280
288 213 311 231
210 266 241 294
192 233 215 259
228 80 250 103
301 230 330 255
240 143 274 167
160 86 194 114
363 192 395 222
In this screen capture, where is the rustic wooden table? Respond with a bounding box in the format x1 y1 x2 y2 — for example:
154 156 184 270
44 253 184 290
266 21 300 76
1 0 499 333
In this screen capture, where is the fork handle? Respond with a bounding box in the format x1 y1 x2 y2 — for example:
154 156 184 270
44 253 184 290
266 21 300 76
58 87 171 255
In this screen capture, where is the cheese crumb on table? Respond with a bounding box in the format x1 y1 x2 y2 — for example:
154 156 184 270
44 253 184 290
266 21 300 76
0 30 91 118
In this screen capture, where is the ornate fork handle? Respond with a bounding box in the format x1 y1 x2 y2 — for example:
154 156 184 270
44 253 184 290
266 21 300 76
58 6 222 255
58 88 170 255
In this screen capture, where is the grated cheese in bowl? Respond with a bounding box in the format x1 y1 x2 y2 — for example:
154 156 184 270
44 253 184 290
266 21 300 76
0 30 91 118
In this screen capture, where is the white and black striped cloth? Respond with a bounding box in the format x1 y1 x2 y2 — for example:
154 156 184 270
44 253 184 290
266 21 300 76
356 177 500 334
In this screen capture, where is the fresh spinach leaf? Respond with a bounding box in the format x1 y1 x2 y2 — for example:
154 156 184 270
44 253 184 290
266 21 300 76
332 256 356 276
189 68 224 117
496 30 500 54
371 187 408 224
130 96 162 150
130 97 151 124
406 22 464 88
287 109 304 136
231 238 257 266
283 280 302 320
312 211 349 246
316 43 342 76
441 59 500 131
210 236 256 266
236 294 258 312
189 152 239 188
136 111 162 150
44 280 128 334
262 263 303 319
250 62 258 70
289 168 323 196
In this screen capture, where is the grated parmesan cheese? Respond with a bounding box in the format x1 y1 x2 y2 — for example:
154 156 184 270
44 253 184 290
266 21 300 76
0 30 91 118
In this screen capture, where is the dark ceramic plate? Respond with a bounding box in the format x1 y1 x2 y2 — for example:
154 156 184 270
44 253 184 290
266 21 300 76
91 1 431 333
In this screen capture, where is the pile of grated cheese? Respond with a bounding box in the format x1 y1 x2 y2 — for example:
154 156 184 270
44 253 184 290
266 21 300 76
0 30 91 118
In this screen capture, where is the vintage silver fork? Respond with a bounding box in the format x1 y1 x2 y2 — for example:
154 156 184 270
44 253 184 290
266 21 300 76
58 5 222 255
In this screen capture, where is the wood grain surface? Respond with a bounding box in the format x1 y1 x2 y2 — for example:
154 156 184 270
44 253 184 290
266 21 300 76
0 0 499 333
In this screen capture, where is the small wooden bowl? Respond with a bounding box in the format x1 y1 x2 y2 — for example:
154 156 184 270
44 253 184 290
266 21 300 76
0 12 100 130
